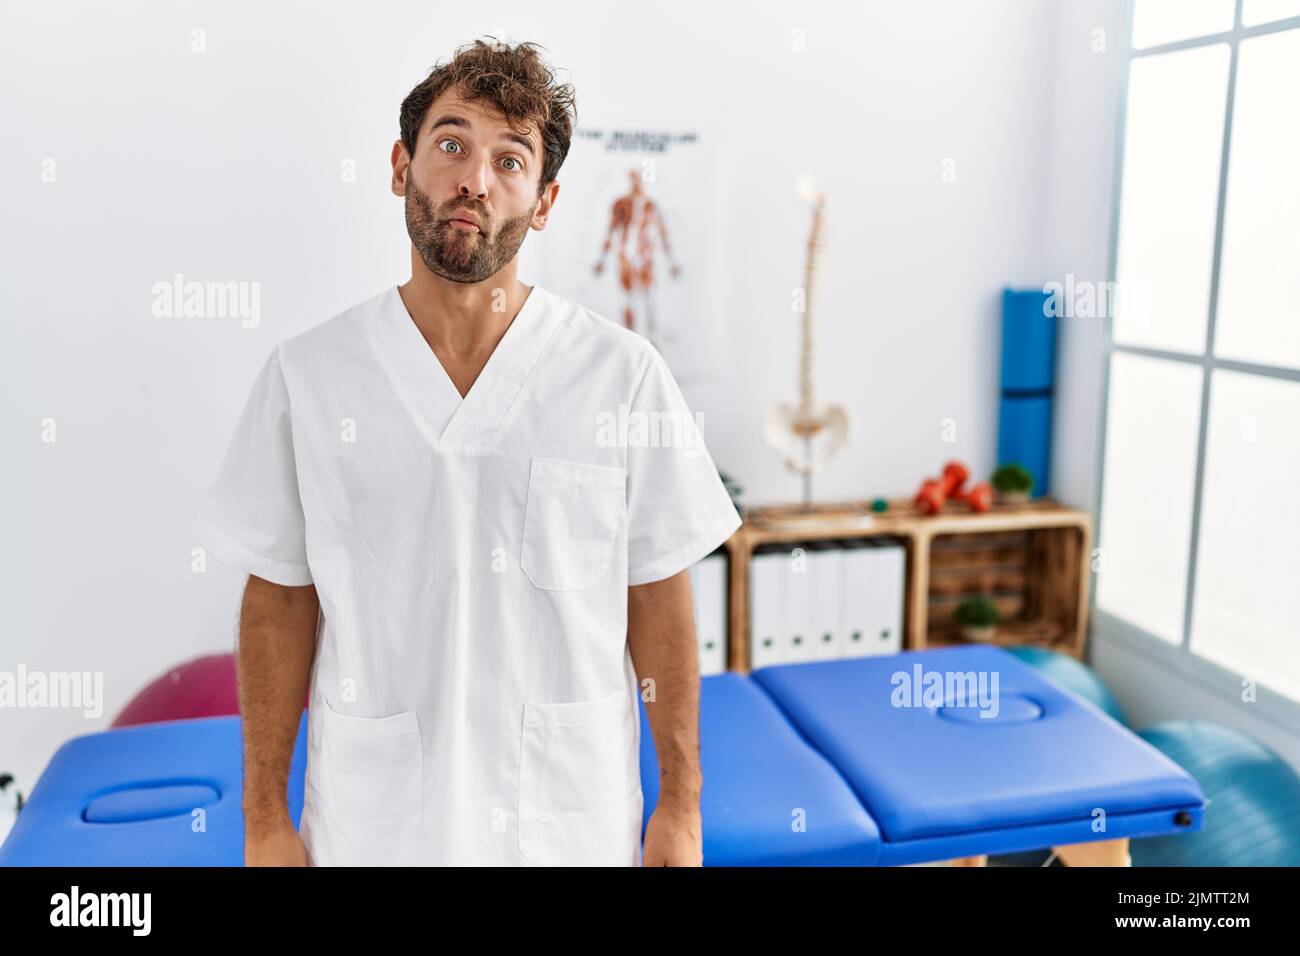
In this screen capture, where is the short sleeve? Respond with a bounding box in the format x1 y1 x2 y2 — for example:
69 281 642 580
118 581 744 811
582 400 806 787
625 347 742 586
192 345 314 586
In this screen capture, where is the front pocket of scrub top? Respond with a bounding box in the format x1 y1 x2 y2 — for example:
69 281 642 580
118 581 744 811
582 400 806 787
311 698 423 866
518 689 643 866
519 457 627 591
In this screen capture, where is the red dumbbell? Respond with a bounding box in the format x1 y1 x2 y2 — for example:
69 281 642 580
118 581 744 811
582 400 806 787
914 461 970 515
954 481 993 513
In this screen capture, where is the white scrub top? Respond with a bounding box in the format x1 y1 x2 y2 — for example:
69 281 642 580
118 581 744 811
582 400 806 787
193 284 741 866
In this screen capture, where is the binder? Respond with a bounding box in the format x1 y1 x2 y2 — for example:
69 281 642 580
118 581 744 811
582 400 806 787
807 542 843 661
690 551 728 676
749 545 788 668
839 538 876 659
868 538 906 655
785 542 814 664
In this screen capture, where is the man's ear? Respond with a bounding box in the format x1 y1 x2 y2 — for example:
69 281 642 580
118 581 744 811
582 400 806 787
391 140 410 197
532 179 560 230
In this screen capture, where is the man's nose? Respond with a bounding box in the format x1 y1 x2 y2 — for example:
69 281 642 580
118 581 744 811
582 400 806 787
458 162 490 201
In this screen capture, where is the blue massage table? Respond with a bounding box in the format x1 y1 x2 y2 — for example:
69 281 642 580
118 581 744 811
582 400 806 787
742 646 1206 865
0 711 310 866
0 646 1205 866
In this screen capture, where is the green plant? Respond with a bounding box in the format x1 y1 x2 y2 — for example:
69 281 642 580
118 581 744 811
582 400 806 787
991 463 1034 495
955 596 1001 628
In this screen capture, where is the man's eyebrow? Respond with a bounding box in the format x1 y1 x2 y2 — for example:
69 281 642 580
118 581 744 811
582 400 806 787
503 131 537 158
428 114 471 136
428 114 536 158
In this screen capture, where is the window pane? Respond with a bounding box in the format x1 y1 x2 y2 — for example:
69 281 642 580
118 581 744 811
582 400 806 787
1096 353 1203 643
1191 370 1300 700
1242 0 1300 26
1214 29 1300 371
1114 45 1230 354
1132 0 1235 49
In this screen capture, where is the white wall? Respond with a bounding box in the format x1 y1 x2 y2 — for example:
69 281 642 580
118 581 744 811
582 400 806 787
1044 0 1125 516
5 0 1292 798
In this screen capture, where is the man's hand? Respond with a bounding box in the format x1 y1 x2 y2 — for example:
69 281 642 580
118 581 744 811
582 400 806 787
642 801 703 866
245 819 311 866
236 574 320 868
627 568 706 867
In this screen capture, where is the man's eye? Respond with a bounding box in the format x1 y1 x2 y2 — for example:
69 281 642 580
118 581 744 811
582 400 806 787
438 139 461 154
501 157 521 172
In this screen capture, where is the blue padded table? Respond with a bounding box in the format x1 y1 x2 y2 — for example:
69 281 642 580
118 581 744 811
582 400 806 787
2 647 1205 866
0 682 877 867
749 645 1207 865
639 672 880 865
0 711 308 866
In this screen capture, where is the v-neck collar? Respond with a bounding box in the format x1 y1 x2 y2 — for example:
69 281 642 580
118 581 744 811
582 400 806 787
363 283 565 450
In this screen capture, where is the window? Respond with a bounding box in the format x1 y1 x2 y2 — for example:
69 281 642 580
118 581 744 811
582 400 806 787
1097 0 1300 704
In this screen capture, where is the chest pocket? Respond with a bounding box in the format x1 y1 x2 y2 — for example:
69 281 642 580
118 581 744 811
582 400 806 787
308 697 424 866
520 457 627 591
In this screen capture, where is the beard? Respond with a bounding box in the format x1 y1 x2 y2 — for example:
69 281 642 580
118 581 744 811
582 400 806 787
403 173 536 285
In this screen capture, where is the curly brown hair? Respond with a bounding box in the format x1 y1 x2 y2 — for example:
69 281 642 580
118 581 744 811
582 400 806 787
399 37 577 197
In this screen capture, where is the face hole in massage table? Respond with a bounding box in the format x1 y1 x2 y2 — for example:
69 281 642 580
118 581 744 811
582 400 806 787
82 783 222 824
932 692 1044 724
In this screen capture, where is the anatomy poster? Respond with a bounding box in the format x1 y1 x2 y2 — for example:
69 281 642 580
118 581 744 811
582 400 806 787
527 125 725 384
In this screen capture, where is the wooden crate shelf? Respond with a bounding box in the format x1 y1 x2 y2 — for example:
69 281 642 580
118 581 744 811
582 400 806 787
925 618 1078 652
724 496 1092 671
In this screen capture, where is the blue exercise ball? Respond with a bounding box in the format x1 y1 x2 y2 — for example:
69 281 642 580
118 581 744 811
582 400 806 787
1133 721 1300 866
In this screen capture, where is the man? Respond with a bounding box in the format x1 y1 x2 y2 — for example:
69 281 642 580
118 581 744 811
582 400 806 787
193 37 740 866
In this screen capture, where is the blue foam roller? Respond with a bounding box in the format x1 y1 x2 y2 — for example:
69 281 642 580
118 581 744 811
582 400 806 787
998 288 1057 497
1000 288 1057 391
998 394 1051 498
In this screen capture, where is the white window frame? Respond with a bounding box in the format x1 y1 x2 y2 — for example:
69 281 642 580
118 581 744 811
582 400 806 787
1092 0 1300 727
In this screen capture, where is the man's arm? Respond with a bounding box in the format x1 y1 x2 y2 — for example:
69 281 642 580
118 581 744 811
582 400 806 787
626 568 703 866
237 573 320 866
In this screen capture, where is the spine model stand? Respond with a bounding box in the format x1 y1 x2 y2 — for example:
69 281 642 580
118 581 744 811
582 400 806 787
763 174 850 508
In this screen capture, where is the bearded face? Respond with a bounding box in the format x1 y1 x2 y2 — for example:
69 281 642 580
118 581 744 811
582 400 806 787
403 171 536 285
